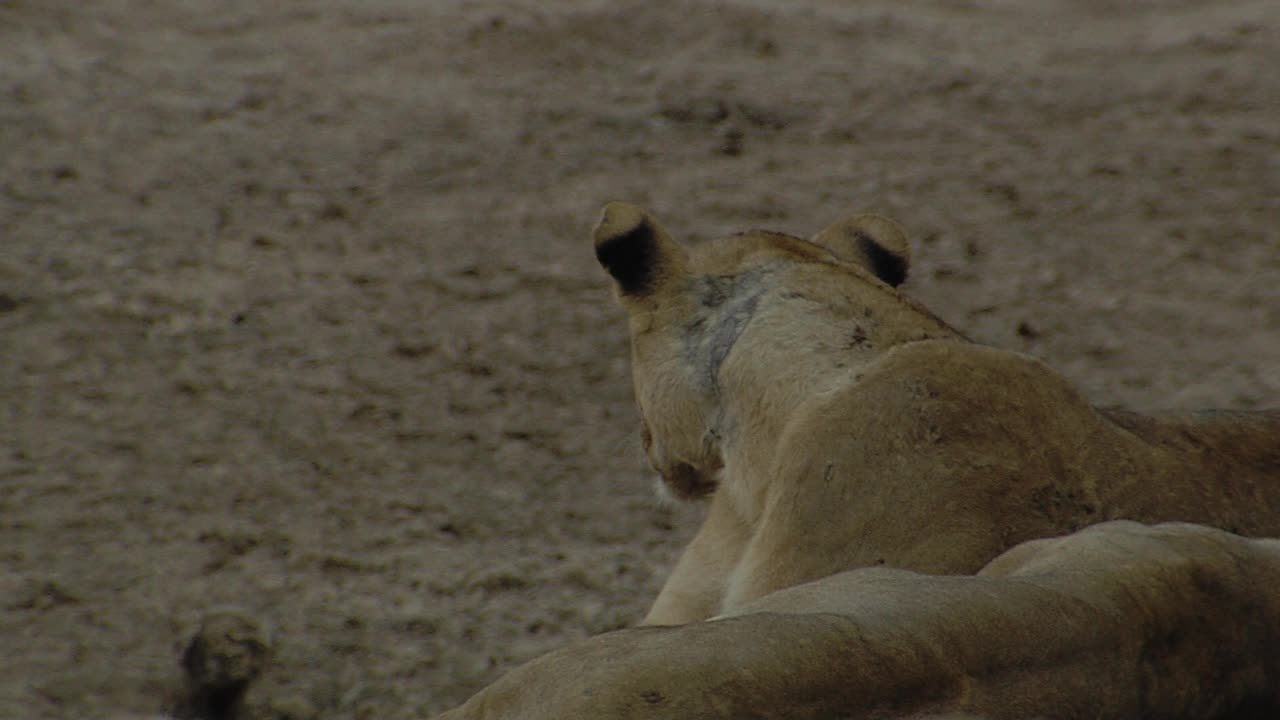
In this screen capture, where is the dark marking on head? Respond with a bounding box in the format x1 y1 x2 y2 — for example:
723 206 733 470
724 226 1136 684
847 325 869 348
705 291 761 386
684 267 772 390
596 221 657 296
856 231 909 287
698 275 734 308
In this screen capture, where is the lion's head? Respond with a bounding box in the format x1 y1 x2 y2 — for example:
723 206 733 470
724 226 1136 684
592 202 960 505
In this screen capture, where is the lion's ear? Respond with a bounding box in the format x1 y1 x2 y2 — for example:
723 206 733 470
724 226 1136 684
811 214 911 287
593 202 687 298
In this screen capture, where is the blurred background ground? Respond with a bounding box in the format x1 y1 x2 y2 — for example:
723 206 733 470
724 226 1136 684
1 1 1278 718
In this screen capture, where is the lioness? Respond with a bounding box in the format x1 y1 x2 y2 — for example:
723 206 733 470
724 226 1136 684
435 521 1280 719
592 202 1280 624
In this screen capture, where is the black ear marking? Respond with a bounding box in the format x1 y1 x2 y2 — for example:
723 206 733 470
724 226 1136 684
595 220 658 296
855 231 909 287
811 213 912 287
593 202 685 298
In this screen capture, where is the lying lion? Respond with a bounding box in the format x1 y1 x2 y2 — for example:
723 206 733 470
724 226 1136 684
434 206 1280 719
589 202 1280 624
435 521 1280 719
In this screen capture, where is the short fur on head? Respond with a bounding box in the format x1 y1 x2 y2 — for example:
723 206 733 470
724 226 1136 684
592 202 1280 628
592 202 944 510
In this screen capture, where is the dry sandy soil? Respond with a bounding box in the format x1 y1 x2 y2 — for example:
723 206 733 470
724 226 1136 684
2 1 1279 718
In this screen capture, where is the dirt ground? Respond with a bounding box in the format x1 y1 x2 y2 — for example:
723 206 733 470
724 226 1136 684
1 1 1278 718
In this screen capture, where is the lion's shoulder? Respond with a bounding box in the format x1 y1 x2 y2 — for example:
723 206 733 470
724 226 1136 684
806 340 1091 429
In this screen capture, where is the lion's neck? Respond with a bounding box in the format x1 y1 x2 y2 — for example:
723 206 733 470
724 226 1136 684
717 348 879 522
709 295 964 522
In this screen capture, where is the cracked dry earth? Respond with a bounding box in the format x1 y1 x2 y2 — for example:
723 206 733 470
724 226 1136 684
1 1 1278 718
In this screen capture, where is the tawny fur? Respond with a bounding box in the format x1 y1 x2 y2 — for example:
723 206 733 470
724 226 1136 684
435 522 1280 719
432 205 1280 720
592 202 1280 624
